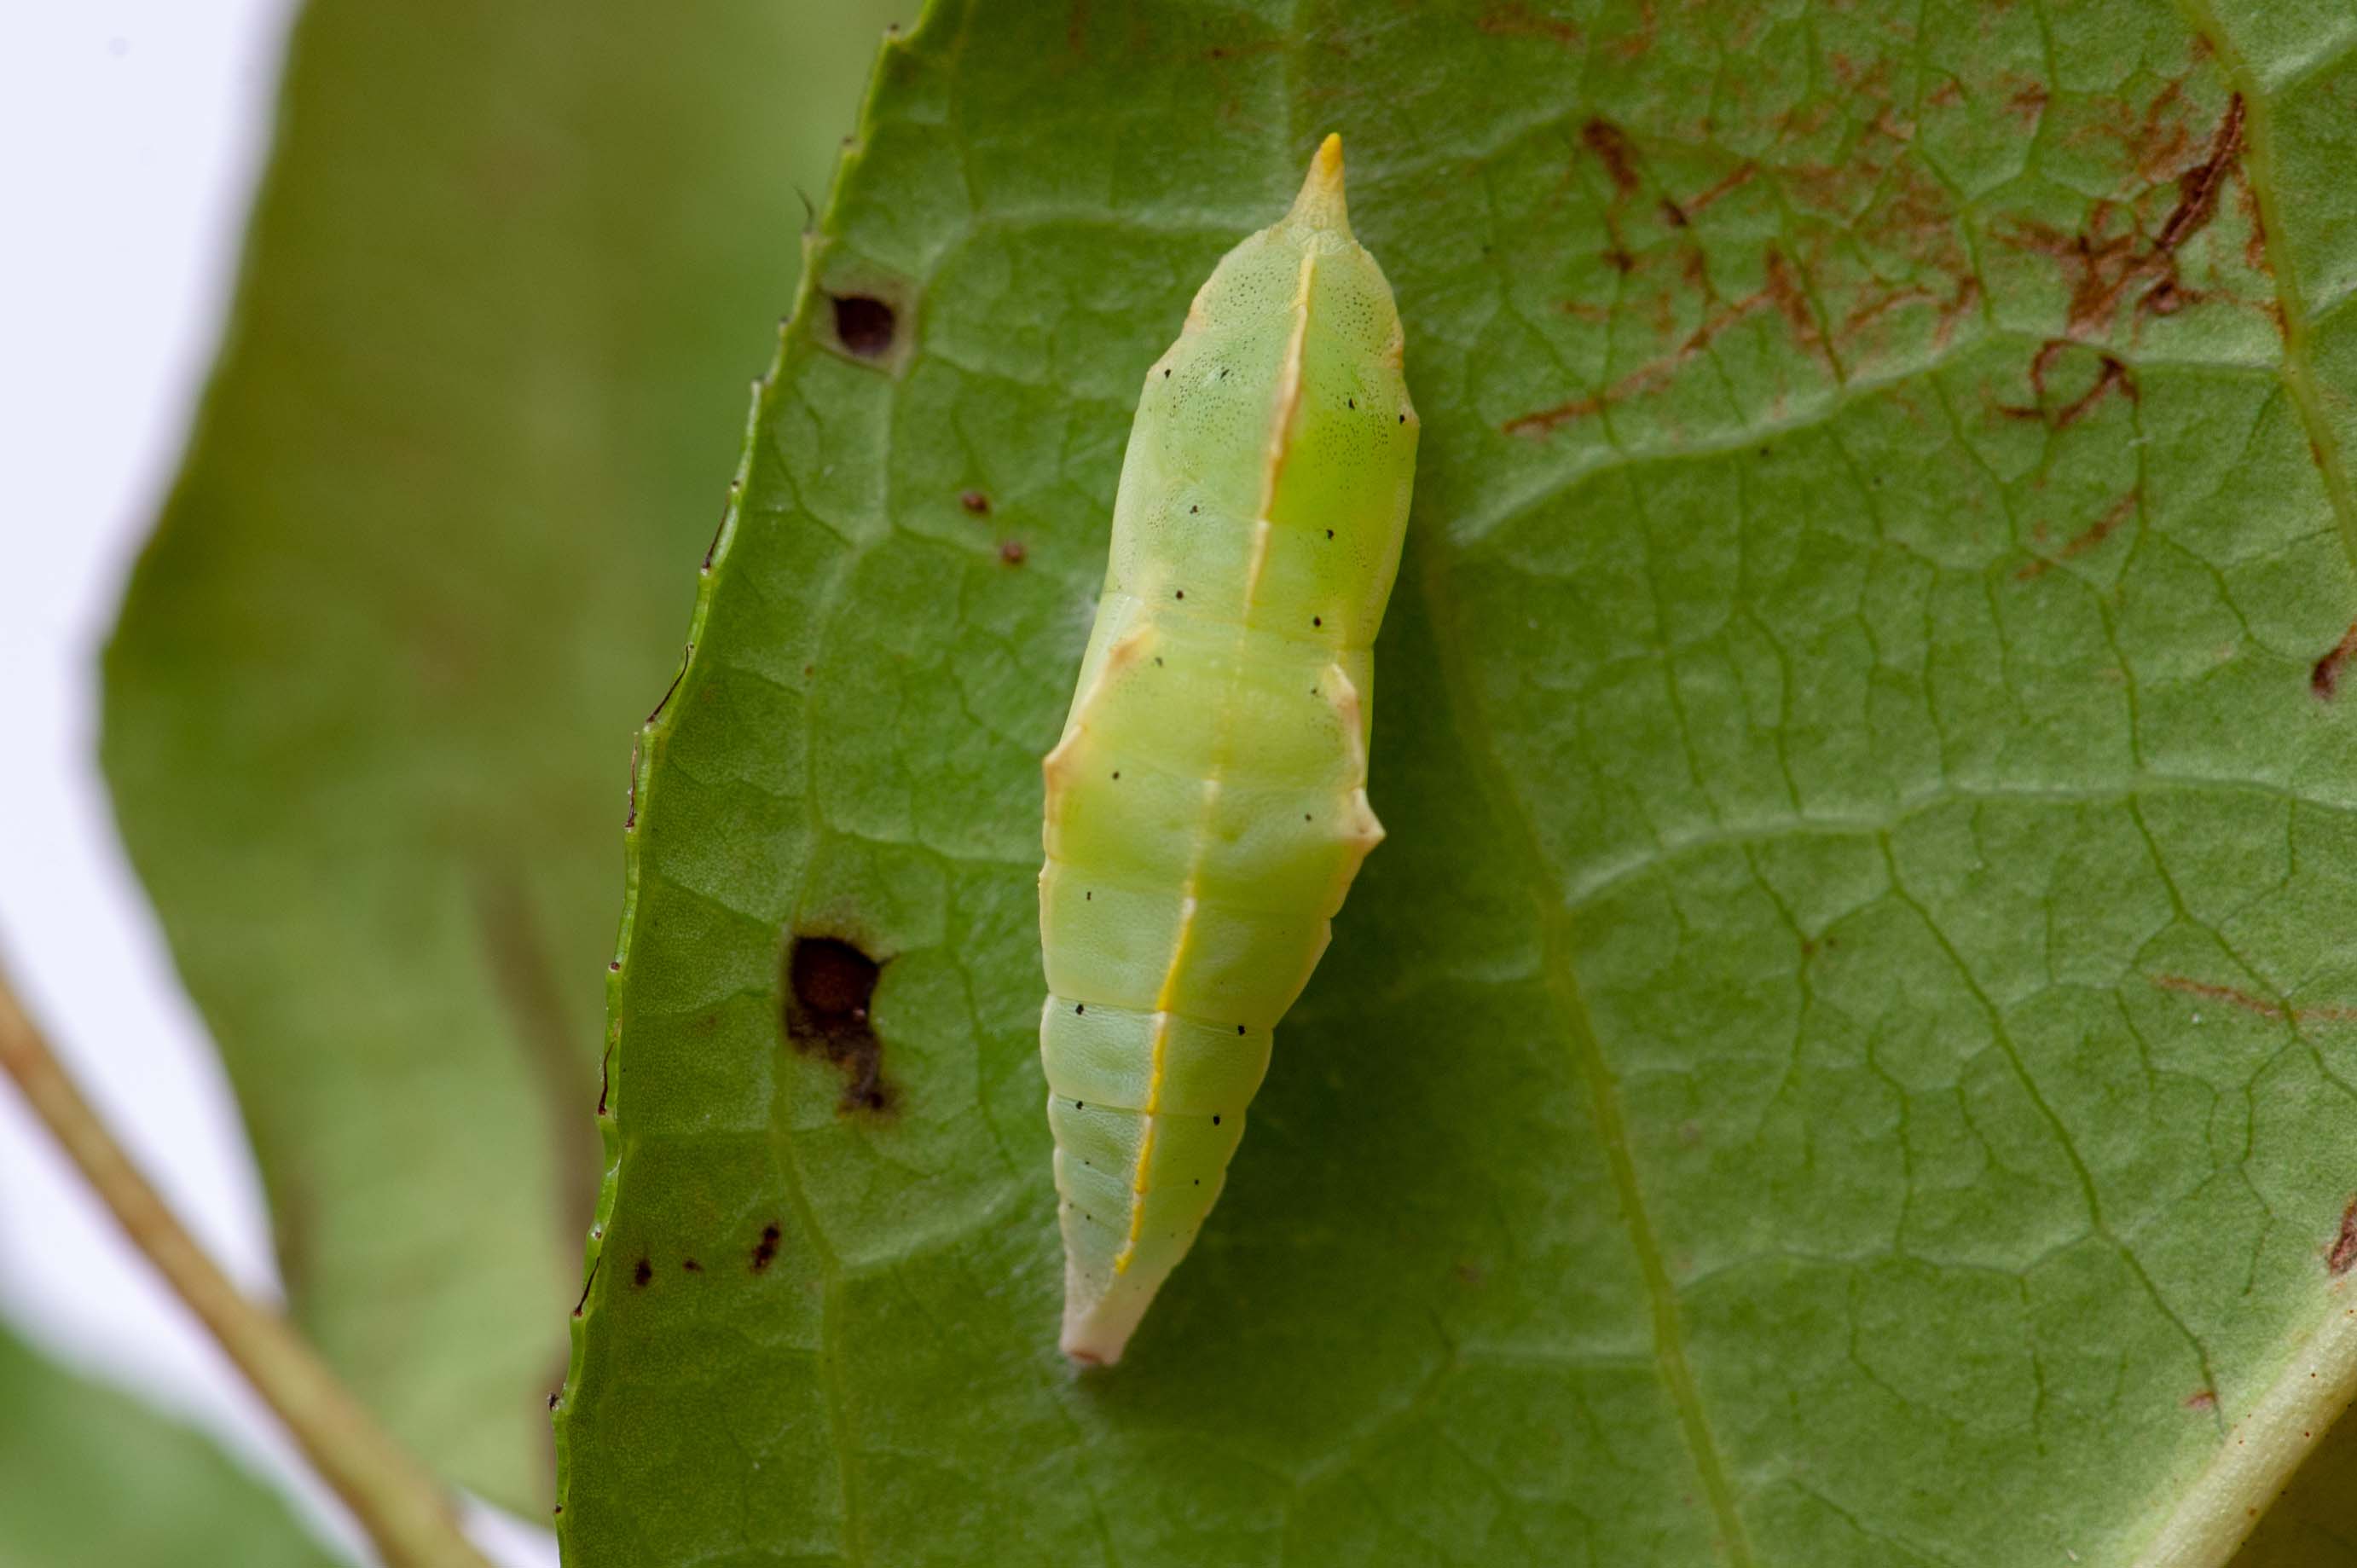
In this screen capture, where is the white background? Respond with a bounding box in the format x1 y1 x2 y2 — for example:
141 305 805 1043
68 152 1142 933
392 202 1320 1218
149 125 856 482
0 4 552 1563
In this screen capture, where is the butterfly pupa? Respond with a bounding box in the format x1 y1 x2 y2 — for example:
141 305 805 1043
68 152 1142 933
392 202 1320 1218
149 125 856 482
1038 135 1418 1365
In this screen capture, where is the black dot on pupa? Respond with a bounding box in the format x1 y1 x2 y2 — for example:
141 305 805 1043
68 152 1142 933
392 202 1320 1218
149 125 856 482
1162 367 1171 377
1236 1025 1245 1035
1075 1100 1084 1108
1174 590 1184 599
1324 529 1334 539
1075 1004 1085 1015
1189 505 1198 513
1312 616 1322 627
1111 771 1121 779
1399 412 1406 423
1212 1115 1222 1126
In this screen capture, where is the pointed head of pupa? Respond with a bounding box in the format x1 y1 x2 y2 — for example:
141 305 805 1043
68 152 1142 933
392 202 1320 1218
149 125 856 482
1283 133 1352 237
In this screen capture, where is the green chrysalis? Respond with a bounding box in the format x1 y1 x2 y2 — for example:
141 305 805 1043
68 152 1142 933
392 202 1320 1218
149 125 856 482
1039 136 1418 1365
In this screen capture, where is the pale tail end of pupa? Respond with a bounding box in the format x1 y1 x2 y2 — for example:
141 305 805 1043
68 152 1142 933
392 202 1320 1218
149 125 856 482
1059 1255 1159 1368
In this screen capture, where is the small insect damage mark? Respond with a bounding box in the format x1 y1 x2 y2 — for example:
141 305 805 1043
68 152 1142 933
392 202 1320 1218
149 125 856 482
1000 541 1028 566
2314 622 2357 699
1580 118 1640 201
633 1258 652 1287
682 1257 703 1274
752 1222 783 1272
2014 492 2138 581
2331 1198 2357 1276
2186 1387 2218 1412
1477 2 1580 46
1999 340 2138 431
829 293 897 358
784 934 893 1114
960 489 990 515
1506 242 1822 437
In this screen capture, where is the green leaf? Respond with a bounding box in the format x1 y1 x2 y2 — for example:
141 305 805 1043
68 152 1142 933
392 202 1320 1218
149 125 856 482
559 0 2357 1562
0 1325 337 1567
100 0 907 1513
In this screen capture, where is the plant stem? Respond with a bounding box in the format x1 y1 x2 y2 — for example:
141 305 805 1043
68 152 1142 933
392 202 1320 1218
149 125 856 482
0 958 491 1568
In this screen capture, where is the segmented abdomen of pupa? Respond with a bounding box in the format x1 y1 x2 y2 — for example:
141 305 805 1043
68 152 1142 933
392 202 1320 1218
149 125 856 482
1037 134 1418 1366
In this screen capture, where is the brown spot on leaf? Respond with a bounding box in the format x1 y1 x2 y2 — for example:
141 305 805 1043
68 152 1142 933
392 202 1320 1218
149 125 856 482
2154 94 2244 255
2186 1388 2218 1412
960 489 990 515
999 540 1028 566
2314 622 2357 699
633 1258 652 1287
785 935 892 1113
1761 246 1830 368
682 1258 703 1274
2151 973 2357 1027
1477 3 1580 45
1581 118 1640 200
752 1222 782 1272
829 293 897 359
2332 1199 2357 1276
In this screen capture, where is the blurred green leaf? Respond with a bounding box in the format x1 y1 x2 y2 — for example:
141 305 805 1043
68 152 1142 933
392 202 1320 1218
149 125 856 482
0 1325 336 1567
2234 1401 2357 1567
557 0 2357 1562
101 0 906 1513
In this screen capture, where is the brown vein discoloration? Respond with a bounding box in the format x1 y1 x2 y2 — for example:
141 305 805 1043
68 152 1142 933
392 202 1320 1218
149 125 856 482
2014 492 2138 581
1994 94 2248 338
2151 973 2357 1027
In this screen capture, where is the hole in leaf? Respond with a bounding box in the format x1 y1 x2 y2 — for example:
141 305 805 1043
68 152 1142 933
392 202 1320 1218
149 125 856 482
784 935 891 1114
829 293 896 357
